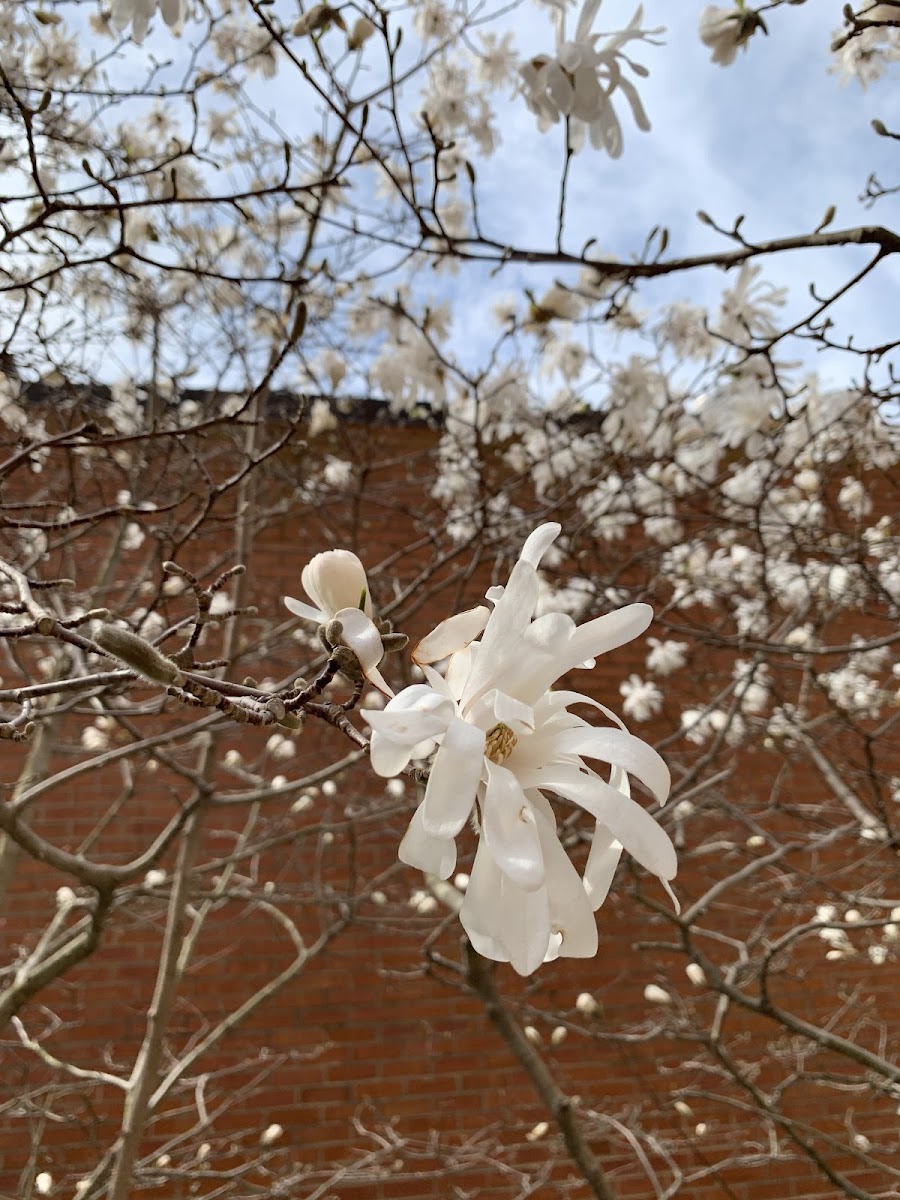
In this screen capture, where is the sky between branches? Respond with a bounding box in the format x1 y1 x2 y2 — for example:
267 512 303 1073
65 1 900 388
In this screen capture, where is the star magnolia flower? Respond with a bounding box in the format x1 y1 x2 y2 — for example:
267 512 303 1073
362 523 676 976
285 549 392 695
519 0 660 157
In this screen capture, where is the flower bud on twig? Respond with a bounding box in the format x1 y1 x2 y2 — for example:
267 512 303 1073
94 624 185 686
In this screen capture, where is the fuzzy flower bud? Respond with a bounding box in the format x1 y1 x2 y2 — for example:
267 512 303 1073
94 625 184 686
347 16 376 49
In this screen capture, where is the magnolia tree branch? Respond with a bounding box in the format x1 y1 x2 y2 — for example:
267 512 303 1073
463 941 620 1200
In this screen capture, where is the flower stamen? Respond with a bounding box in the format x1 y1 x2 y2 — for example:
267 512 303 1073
485 721 518 765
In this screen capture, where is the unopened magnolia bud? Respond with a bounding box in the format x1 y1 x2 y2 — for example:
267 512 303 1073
322 618 344 649
94 625 184 686
260 1123 284 1145
550 1025 567 1045
523 1025 541 1044
575 991 600 1016
685 963 706 986
643 984 672 1005
815 204 836 232
347 15 375 48
381 632 409 654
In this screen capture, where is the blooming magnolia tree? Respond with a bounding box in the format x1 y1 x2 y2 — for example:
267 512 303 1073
1 1 899 1198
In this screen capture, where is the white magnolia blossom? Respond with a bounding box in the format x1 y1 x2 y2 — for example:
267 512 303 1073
830 20 900 87
519 0 661 156
285 550 392 694
363 523 676 976
699 5 763 67
646 638 689 676
619 674 663 722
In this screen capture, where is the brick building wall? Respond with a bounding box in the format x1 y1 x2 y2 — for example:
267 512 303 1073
0 406 897 1199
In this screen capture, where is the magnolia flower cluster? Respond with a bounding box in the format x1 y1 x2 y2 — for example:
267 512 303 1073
283 525 679 976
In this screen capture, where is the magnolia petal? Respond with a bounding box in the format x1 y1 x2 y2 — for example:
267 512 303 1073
525 611 575 654
413 606 490 665
420 663 456 700
482 762 545 891
520 522 561 567
445 646 475 703
537 819 599 959
334 606 384 672
465 924 510 964
421 717 486 838
362 685 453 747
283 595 324 623
499 872 551 976
362 663 394 699
368 731 416 777
467 688 535 736
159 0 184 26
461 559 540 709
546 61 575 116
301 549 371 618
575 0 602 43
399 804 456 879
459 837 510 962
523 764 677 882
583 824 624 911
563 604 653 674
547 727 670 803
541 689 607 713
497 611 579 703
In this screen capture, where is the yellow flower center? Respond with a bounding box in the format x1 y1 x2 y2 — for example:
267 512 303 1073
484 721 518 765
